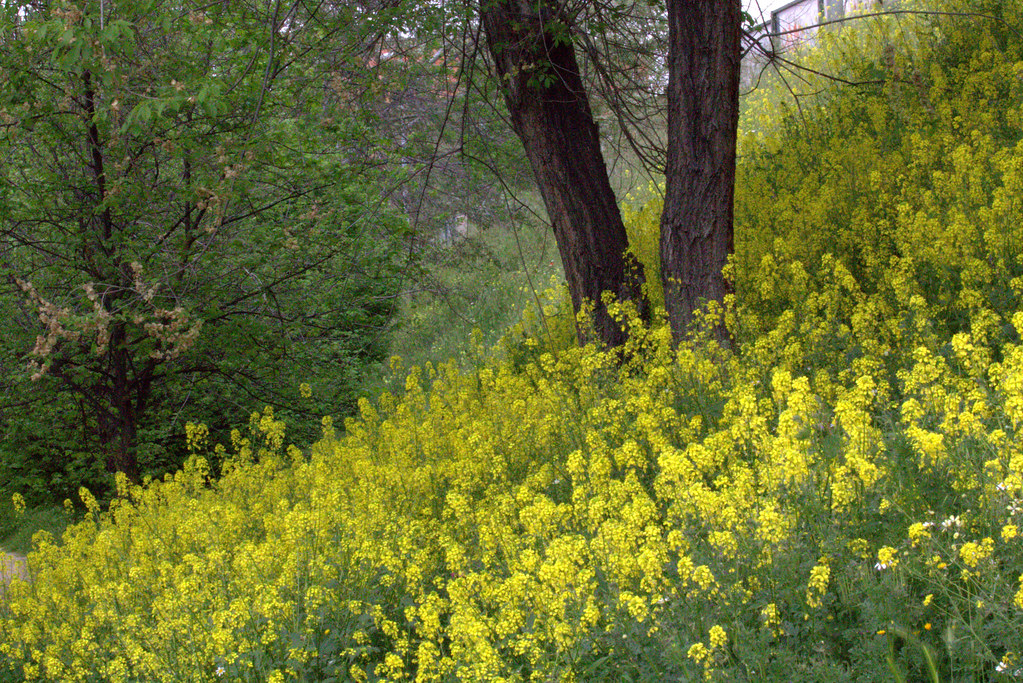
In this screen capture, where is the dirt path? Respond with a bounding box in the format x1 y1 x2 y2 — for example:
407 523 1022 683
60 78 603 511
0 550 28 587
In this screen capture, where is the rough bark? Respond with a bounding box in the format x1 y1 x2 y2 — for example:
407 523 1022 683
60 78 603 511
660 0 741 345
480 0 648 348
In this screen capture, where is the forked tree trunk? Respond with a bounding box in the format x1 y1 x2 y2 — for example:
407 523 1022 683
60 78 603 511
480 0 648 348
660 0 741 345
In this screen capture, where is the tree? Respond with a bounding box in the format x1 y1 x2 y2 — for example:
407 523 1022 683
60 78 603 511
479 0 649 348
479 0 743 348
0 0 406 486
660 0 741 345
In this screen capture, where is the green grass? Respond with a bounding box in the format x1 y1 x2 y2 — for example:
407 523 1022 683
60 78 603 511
365 213 565 393
0 504 74 556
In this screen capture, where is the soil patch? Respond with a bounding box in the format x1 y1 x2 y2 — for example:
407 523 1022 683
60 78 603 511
1 550 28 588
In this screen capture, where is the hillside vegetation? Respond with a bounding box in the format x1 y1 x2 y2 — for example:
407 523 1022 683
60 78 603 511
4 2 1023 681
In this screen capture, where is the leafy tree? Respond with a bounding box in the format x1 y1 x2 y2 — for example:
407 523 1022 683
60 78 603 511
0 0 407 490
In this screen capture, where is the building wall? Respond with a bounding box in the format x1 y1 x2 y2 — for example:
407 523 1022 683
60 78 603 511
742 0 892 88
773 0 823 51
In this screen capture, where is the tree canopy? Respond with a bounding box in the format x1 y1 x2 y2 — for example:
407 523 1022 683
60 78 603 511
0 0 409 490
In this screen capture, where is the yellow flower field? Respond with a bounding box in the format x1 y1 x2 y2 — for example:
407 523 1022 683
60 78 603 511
3 1 1023 681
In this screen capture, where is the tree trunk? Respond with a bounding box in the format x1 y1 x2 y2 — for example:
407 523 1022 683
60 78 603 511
660 0 741 345
84 70 142 481
107 323 141 482
480 0 648 348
